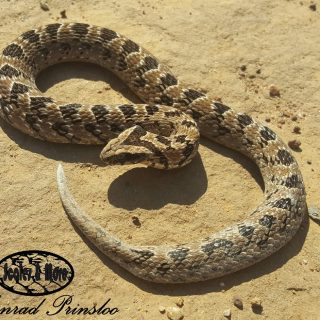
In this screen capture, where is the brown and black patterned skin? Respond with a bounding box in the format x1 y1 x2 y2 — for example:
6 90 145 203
1 23 307 283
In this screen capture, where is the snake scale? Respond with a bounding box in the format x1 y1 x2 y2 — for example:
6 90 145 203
0 23 307 283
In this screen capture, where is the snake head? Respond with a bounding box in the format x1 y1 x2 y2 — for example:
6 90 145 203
100 125 153 166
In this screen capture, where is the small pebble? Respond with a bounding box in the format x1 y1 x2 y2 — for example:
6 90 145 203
233 296 243 310
240 65 247 72
219 281 225 287
60 10 67 18
309 3 317 11
132 216 141 227
291 115 298 121
40 0 50 11
166 307 184 320
223 309 231 318
288 139 301 151
307 160 312 164
175 298 184 308
159 306 166 314
256 69 261 74
278 119 285 125
265 117 271 122
269 84 280 97
293 126 301 134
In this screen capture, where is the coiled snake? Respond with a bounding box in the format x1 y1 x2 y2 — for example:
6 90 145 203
0 23 307 283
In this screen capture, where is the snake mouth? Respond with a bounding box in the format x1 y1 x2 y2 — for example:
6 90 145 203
102 152 148 165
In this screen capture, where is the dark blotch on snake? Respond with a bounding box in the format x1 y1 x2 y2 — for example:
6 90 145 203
260 126 276 141
183 89 205 101
21 30 40 43
119 104 137 118
145 105 159 115
85 123 98 134
164 110 180 117
30 96 53 108
213 102 230 114
161 73 178 87
272 198 292 210
122 40 140 54
144 56 159 71
11 82 29 94
259 215 275 228
45 23 62 38
60 104 82 122
191 109 202 120
181 119 197 128
168 247 190 264
156 135 171 145
30 97 53 118
3 43 24 59
133 77 147 87
176 135 187 143
278 149 294 166
238 225 254 239
71 23 89 37
284 174 300 188
238 114 253 127
92 105 109 124
202 239 234 256
160 94 174 106
0 64 21 78
52 119 69 135
100 28 118 41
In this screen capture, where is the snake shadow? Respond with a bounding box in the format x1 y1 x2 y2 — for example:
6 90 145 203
106 138 264 210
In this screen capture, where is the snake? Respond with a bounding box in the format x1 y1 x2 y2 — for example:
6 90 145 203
0 23 307 283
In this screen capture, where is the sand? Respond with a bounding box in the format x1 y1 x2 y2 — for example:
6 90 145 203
0 0 319 319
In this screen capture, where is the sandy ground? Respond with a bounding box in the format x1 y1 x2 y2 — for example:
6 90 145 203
0 0 320 319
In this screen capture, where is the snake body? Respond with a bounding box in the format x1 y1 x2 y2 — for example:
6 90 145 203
0 23 306 283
